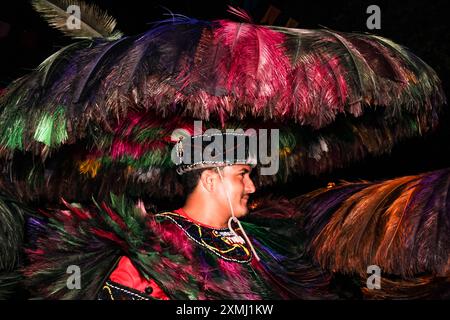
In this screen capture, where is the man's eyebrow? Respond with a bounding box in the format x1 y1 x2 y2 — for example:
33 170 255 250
238 168 251 174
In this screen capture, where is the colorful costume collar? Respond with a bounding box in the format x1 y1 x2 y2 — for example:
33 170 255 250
156 210 253 264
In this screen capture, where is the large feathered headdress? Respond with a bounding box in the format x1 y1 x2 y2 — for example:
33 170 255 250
0 2 445 204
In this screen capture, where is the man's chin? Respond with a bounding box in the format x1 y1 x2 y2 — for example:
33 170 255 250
235 207 249 218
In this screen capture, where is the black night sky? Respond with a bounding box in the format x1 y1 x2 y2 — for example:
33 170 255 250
1 0 449 197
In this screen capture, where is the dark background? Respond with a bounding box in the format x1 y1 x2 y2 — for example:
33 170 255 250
1 0 449 197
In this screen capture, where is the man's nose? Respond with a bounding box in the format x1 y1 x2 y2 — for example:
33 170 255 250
245 178 256 194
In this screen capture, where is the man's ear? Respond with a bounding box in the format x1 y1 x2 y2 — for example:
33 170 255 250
199 169 218 193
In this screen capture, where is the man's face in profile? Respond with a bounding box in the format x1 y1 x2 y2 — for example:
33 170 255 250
216 164 256 218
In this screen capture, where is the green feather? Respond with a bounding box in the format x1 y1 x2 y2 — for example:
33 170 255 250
33 113 53 146
133 127 163 143
1 118 24 150
33 106 68 146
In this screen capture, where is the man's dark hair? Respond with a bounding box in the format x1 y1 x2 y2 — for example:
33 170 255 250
180 168 206 196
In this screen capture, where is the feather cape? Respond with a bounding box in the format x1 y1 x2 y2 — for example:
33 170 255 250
22 195 336 299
